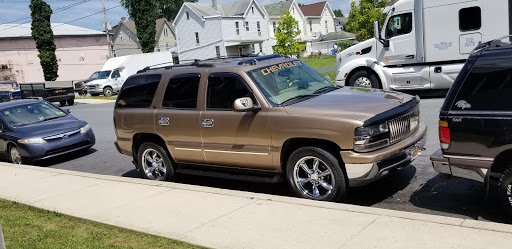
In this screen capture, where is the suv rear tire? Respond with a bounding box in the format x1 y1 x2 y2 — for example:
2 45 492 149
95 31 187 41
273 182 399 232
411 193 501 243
137 142 175 181
348 70 380 89
286 147 347 202
498 167 512 218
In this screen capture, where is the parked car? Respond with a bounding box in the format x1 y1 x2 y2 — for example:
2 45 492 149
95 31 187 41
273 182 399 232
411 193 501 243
0 99 95 164
431 37 512 217
74 71 99 95
113 54 426 202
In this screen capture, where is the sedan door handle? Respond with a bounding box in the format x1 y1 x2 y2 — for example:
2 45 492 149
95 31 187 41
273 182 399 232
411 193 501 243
201 119 214 128
158 117 169 126
405 55 415 59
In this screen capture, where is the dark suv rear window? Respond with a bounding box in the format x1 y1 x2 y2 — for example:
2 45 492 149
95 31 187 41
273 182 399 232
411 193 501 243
453 58 512 111
116 74 161 108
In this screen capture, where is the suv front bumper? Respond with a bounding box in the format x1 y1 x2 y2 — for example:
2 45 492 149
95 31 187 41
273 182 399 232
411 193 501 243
341 123 427 187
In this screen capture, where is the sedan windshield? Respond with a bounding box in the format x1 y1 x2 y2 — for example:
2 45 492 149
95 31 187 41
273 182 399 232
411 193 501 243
97 71 111 79
1 102 67 127
248 60 337 105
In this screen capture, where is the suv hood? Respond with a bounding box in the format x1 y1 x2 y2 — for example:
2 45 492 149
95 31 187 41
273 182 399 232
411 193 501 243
284 87 415 122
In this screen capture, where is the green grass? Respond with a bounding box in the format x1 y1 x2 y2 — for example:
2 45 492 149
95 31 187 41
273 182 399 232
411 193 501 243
322 70 337 82
0 199 205 249
76 95 117 100
300 55 337 69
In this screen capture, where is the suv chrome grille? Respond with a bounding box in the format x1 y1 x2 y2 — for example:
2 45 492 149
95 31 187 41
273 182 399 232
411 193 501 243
387 107 419 144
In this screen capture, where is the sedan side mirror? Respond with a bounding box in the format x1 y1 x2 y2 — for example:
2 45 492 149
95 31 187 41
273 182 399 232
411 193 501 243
233 97 260 112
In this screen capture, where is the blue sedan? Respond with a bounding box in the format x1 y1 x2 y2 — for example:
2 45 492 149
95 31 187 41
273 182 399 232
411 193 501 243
0 100 95 164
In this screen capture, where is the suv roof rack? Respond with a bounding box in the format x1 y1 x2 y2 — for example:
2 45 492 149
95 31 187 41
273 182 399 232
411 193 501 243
238 54 286 65
137 61 215 74
471 35 512 54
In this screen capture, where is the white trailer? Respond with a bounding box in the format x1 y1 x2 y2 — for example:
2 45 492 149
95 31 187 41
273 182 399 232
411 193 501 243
335 0 510 90
87 51 174 96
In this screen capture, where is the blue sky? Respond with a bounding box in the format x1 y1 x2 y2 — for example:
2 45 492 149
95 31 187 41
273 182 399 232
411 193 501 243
0 0 355 31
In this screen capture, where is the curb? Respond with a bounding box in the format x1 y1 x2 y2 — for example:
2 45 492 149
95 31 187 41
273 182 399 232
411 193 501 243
2 163 512 235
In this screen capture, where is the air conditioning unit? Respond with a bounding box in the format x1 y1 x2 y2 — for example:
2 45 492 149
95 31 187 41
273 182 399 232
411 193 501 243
258 31 261 36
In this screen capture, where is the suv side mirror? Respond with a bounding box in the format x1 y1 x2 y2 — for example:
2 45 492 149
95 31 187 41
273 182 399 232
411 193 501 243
374 21 389 48
233 97 259 112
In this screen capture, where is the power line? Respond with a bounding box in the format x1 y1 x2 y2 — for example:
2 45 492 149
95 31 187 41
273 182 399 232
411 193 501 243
0 0 94 29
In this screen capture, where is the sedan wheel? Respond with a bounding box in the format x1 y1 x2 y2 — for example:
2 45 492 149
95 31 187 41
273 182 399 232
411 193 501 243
138 142 174 181
9 146 22 164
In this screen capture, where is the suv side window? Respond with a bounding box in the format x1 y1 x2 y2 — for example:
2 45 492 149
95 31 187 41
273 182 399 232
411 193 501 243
453 58 512 111
162 73 200 109
207 74 255 110
116 74 161 108
385 13 413 39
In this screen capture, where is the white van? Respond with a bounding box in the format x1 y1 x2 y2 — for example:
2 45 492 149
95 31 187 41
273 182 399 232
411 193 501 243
335 0 509 90
87 51 174 96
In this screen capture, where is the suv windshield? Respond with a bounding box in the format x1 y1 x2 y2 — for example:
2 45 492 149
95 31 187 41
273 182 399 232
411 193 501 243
1 102 68 127
88 72 100 80
248 60 337 105
97 71 112 80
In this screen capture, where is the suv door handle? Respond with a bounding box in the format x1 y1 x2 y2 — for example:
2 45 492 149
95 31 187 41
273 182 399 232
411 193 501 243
158 117 169 126
405 55 415 59
201 119 214 128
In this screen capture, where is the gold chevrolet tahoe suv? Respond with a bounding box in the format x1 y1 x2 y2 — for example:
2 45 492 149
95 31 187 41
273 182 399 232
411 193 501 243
114 54 426 202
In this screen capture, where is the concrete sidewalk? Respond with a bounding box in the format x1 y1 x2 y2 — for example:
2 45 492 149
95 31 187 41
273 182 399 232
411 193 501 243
74 98 115 105
1 163 511 249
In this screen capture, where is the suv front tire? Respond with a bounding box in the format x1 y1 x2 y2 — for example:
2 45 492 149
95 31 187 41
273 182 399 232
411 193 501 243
286 147 347 202
137 142 175 181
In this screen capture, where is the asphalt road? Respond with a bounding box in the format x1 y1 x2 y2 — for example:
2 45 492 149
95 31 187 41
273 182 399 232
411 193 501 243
27 97 510 224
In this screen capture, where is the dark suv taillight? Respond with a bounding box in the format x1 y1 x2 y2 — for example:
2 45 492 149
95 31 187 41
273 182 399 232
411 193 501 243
438 120 450 149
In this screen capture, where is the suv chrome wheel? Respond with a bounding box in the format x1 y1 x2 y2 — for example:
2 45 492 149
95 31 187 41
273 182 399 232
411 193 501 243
138 142 175 181
293 156 335 199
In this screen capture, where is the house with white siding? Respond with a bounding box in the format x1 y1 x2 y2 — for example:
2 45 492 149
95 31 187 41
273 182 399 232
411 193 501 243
173 0 269 62
263 0 307 53
299 1 336 37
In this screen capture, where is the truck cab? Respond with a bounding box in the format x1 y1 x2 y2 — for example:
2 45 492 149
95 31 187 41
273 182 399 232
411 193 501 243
336 0 510 90
86 69 123 97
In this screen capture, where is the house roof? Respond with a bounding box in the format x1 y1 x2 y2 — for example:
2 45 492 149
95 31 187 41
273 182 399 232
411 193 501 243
186 2 223 17
263 0 293 17
222 0 252 16
0 23 103 39
314 30 355 42
114 18 173 39
299 1 327 16
184 0 257 17
335 17 349 24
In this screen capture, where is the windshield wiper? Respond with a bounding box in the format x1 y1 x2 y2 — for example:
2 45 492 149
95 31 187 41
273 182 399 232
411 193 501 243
280 94 319 105
313 85 342 94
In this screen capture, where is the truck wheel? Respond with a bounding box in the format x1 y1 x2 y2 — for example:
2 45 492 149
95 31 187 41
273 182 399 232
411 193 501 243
348 70 380 89
9 145 22 164
59 100 66 107
286 147 347 202
67 99 74 106
138 142 175 181
103 87 113 97
498 167 512 218
0 97 6 102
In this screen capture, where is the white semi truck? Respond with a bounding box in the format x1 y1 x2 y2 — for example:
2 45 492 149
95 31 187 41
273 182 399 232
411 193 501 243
335 0 510 90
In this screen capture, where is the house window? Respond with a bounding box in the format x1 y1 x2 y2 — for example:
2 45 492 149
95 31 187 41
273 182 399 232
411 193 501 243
245 21 249 31
120 31 123 40
156 43 160 52
325 20 328 33
459 6 481 31
127 31 131 39
163 28 168 37
292 7 294 14
216 46 221 57
186 12 189 20
252 7 254 14
112 49 117 57
273 22 276 33
309 20 312 32
296 23 299 31
257 21 261 35
235 22 240 35
166 42 170 51
251 44 255 54
259 43 263 53
195 32 199 45
238 46 243 56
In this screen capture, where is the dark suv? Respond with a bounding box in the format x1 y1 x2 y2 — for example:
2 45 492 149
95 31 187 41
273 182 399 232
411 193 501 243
431 37 512 217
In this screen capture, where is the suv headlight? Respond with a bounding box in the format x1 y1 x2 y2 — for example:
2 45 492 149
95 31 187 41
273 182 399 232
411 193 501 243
18 138 46 144
354 123 389 152
80 124 91 133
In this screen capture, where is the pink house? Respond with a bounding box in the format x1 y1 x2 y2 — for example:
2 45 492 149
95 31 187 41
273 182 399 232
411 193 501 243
0 23 109 83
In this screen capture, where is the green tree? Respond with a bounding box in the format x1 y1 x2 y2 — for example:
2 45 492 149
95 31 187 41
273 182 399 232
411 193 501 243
274 11 305 57
155 0 197 21
333 9 343 17
121 0 160 53
344 0 389 41
30 0 58 81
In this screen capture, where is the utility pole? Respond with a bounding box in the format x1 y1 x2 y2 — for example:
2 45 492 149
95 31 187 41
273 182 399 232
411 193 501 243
102 0 112 58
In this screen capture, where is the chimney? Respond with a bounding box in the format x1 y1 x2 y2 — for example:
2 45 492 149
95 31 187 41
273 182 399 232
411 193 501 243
212 0 218 10
121 17 126 22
